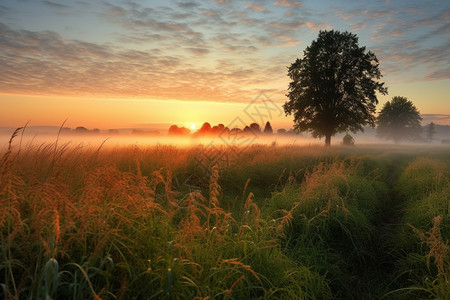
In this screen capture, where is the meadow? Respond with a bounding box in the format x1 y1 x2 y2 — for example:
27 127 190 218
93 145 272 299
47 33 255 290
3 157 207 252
1 129 449 299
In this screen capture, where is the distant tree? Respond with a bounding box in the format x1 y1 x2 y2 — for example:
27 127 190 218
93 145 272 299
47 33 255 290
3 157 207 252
342 133 355 146
168 125 190 135
199 122 212 134
263 121 273 134
230 128 241 134
376 96 422 143
249 123 261 134
222 126 230 135
168 125 179 135
426 122 436 143
211 125 219 133
287 128 301 135
283 30 387 146
277 128 287 134
75 126 89 132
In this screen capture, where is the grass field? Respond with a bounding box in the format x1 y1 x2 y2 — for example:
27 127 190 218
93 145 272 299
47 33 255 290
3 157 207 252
1 130 449 299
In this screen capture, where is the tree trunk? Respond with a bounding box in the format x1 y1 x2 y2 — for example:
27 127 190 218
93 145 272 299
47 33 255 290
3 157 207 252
325 135 331 146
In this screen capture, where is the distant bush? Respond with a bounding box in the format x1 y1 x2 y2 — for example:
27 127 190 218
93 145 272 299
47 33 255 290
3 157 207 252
342 133 355 146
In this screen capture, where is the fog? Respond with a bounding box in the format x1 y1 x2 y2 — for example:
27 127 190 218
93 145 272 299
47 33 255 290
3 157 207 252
0 131 320 152
1 127 449 153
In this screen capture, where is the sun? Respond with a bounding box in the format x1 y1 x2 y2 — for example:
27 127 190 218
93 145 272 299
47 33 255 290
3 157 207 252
190 123 196 130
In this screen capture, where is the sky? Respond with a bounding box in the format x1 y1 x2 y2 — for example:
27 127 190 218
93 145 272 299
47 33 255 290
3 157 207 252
0 0 449 131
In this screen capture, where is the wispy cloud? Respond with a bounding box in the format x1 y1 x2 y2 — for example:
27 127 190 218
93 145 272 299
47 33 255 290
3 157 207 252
273 0 303 8
275 35 301 47
177 1 201 9
373 38 450 82
0 22 287 103
44 0 70 9
421 114 450 125
267 20 304 30
246 4 268 12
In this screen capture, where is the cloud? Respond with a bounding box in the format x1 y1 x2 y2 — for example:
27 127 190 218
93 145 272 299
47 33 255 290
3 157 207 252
334 10 359 20
267 20 304 30
0 23 287 103
305 21 326 31
186 47 210 55
101 2 207 49
373 38 450 82
275 35 301 47
2 0 447 106
421 114 450 125
177 1 200 9
429 20 450 36
273 0 303 7
44 0 70 9
424 69 450 81
246 4 268 12
0 5 9 16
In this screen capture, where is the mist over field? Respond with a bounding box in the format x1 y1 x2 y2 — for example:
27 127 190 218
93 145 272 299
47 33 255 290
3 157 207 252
1 125 450 152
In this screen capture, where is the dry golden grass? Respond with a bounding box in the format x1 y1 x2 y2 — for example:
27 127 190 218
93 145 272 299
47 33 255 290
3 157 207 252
1 132 449 299
410 215 449 295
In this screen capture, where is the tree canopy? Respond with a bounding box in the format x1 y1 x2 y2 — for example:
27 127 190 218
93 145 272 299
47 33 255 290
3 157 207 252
376 96 422 143
283 30 388 145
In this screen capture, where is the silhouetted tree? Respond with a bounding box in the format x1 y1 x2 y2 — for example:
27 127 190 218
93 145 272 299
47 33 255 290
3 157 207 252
376 96 422 143
426 122 436 143
284 30 387 146
199 122 212 134
75 126 89 132
263 121 273 134
249 123 261 134
277 128 287 134
230 128 241 136
168 125 190 135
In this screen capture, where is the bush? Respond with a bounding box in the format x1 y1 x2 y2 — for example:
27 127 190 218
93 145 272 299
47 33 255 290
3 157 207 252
342 134 355 146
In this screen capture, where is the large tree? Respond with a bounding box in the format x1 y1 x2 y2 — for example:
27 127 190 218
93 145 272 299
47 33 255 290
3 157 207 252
284 30 388 146
376 96 422 143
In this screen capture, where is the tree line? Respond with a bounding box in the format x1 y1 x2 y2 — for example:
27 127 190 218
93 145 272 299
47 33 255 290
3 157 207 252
168 121 298 136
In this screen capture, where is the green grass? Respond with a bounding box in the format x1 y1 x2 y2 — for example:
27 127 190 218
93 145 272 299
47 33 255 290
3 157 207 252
1 132 449 299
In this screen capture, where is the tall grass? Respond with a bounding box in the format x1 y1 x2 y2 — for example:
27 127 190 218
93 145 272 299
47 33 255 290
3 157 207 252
0 134 331 299
1 132 449 299
386 157 449 299
264 158 390 298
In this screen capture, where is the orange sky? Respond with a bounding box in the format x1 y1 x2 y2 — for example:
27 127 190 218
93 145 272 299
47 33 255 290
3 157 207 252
0 93 291 130
2 76 449 131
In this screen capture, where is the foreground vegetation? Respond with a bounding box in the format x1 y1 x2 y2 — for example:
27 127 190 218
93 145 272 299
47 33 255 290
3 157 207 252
1 131 449 299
